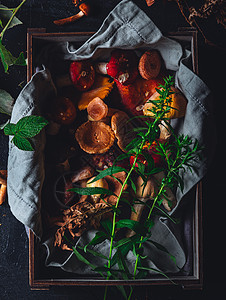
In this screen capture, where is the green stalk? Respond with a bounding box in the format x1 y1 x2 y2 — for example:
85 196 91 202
0 0 27 40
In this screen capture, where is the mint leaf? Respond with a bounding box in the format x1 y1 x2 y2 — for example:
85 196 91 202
4 122 16 135
15 116 48 138
12 135 34 151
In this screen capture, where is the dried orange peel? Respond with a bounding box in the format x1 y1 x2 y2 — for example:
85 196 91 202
78 75 114 110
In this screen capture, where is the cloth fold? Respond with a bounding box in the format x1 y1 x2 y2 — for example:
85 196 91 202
7 0 215 276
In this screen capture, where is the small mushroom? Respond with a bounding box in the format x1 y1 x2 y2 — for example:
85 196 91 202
86 176 109 203
71 166 94 183
75 121 115 154
152 171 177 212
95 49 139 85
87 97 108 121
104 171 128 206
0 170 7 205
138 50 162 80
127 176 155 237
54 3 91 25
111 111 136 152
70 60 95 92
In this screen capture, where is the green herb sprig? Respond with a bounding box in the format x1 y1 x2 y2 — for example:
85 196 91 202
67 76 202 300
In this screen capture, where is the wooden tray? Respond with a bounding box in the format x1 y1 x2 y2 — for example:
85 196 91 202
27 28 203 290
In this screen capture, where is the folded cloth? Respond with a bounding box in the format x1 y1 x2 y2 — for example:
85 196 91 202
7 0 216 275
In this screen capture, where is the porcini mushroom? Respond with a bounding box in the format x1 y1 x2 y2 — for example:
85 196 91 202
75 121 115 154
54 3 91 25
95 49 139 85
0 170 7 205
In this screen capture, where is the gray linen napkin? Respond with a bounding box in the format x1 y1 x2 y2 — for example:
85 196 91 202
7 0 216 275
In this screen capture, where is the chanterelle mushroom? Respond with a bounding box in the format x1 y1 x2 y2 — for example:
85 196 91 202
75 121 115 154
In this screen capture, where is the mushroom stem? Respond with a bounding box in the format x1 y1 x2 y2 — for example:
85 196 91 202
0 185 7 205
0 170 7 205
95 62 108 75
54 10 85 25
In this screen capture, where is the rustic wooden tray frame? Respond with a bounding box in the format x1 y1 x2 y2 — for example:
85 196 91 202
27 28 203 290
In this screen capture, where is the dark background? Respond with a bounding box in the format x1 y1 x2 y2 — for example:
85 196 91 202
0 0 225 299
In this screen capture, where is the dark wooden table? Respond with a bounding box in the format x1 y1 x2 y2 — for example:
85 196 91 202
0 1 225 299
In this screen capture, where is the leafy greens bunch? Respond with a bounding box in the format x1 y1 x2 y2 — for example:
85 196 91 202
68 76 203 300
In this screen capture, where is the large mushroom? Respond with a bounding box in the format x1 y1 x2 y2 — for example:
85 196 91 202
75 121 115 154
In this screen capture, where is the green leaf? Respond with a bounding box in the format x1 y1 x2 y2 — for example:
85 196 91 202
0 39 26 73
0 5 22 29
88 166 127 184
12 135 34 151
137 266 176 284
147 239 177 265
84 231 108 252
15 115 48 138
72 246 96 270
0 89 14 115
116 219 146 235
101 219 113 236
4 122 16 135
68 186 115 196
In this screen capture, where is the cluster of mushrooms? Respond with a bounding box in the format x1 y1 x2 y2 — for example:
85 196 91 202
45 49 188 250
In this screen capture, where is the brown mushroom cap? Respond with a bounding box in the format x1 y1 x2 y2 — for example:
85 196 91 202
104 171 127 205
75 121 115 154
111 111 136 152
0 170 7 186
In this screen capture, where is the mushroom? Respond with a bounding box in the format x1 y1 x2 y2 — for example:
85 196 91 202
138 50 162 80
127 176 155 237
0 170 7 205
70 60 95 92
54 3 91 25
71 165 95 183
87 97 108 121
143 86 187 119
46 95 77 135
75 121 115 154
152 171 177 212
111 111 136 152
95 49 139 85
104 171 128 206
86 176 109 203
127 171 177 237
